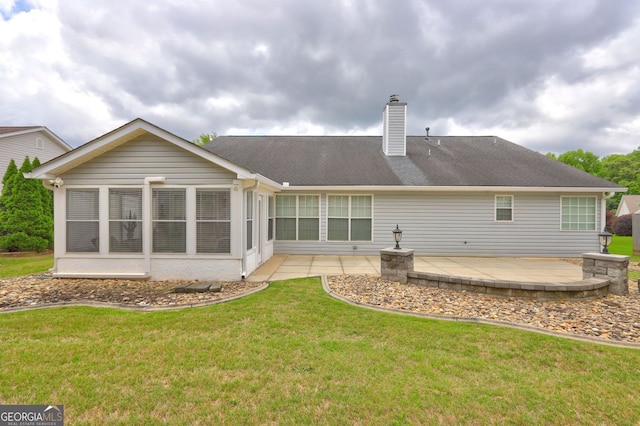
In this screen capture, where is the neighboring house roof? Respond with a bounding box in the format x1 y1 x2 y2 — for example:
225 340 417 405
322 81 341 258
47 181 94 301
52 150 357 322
204 135 623 190
615 195 640 216
0 126 72 151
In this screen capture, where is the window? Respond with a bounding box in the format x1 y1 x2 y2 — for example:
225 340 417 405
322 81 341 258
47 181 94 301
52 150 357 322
109 189 142 252
328 195 372 241
495 195 513 221
66 189 99 252
246 191 254 249
152 189 186 252
268 196 274 241
561 196 596 231
275 195 320 240
196 189 230 253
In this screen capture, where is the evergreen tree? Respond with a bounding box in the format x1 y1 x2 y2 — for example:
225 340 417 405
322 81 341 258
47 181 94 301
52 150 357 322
0 159 19 236
31 157 54 247
0 156 50 251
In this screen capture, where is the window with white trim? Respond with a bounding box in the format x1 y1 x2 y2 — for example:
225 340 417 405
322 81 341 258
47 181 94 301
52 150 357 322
66 188 99 252
109 188 142 252
275 195 320 240
561 196 596 231
495 195 513 221
328 195 372 241
196 189 230 253
152 189 186 253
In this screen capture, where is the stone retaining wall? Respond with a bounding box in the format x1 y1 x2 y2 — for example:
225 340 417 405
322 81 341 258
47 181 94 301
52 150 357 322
406 272 609 301
380 249 629 301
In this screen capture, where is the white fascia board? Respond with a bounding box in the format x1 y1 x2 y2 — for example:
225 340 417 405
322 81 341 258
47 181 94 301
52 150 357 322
281 185 627 193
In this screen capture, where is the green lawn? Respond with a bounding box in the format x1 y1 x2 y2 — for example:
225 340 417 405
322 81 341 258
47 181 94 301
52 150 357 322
607 235 639 261
1 277 639 424
0 252 53 278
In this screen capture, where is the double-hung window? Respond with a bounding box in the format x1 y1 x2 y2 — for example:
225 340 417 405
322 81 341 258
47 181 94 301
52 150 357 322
196 189 231 253
109 188 142 252
66 188 99 252
561 196 596 231
152 189 186 253
328 195 372 241
495 195 513 221
275 195 319 240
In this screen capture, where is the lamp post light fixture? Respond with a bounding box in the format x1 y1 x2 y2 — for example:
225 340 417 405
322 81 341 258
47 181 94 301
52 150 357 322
393 225 403 249
598 229 613 254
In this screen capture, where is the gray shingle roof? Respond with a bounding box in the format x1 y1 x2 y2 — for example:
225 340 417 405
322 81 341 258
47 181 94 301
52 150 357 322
204 135 622 189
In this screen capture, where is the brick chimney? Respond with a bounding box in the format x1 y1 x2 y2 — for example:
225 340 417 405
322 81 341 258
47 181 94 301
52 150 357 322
382 94 407 156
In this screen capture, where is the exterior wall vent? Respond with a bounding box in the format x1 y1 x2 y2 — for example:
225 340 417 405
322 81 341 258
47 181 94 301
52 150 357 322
382 95 407 156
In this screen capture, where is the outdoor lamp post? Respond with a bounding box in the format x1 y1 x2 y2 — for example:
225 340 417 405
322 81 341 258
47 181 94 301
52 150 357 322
393 225 403 249
598 230 613 254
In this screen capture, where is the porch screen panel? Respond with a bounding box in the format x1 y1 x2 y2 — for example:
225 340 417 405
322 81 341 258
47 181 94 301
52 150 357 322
196 189 231 253
66 188 99 252
109 188 142 252
152 189 186 253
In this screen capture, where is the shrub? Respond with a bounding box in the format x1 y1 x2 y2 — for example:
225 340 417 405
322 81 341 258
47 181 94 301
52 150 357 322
0 232 48 252
612 214 633 236
605 210 615 232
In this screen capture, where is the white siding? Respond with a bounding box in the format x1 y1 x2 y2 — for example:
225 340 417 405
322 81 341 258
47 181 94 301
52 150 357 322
62 135 236 185
0 131 69 191
274 191 603 257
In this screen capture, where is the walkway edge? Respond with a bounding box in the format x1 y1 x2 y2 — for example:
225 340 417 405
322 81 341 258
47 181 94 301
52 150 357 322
0 282 269 314
321 276 640 350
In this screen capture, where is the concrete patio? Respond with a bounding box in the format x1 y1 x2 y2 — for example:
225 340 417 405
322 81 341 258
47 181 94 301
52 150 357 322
246 255 583 283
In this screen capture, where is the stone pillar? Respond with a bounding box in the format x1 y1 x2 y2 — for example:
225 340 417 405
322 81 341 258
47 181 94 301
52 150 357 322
380 247 414 284
582 253 629 296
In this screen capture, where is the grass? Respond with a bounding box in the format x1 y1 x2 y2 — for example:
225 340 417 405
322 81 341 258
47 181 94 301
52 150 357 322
1 277 639 424
607 235 639 261
0 252 53 278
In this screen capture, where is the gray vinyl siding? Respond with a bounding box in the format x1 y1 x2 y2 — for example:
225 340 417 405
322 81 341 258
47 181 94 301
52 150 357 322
0 131 69 191
62 135 236 185
274 191 603 257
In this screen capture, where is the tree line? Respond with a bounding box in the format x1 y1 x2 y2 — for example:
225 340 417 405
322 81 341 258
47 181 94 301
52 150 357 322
546 148 640 211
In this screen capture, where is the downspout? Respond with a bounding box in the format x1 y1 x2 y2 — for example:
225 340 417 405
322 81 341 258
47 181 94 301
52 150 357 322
144 177 166 277
242 180 259 279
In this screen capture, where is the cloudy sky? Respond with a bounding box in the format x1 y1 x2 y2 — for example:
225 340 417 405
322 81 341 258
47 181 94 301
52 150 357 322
1 0 639 156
